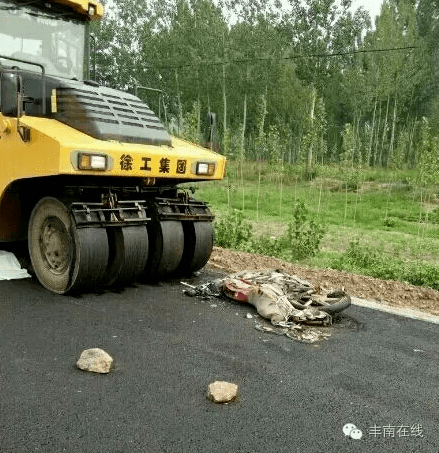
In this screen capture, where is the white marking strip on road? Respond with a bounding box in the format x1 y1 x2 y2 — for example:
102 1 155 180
351 297 439 325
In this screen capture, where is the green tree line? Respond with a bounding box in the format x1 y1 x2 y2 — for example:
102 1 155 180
91 0 439 172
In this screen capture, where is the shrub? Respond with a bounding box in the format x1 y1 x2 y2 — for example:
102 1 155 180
214 202 326 261
282 201 326 260
214 210 252 249
345 239 380 268
383 216 397 228
250 235 283 257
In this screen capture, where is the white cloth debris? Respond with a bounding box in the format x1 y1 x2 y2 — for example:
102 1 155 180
0 251 31 280
221 270 333 325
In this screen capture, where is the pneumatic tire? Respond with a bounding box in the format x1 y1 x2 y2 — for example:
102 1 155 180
28 197 109 294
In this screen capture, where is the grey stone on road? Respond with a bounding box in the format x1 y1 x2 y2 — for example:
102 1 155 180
207 381 238 403
76 348 113 374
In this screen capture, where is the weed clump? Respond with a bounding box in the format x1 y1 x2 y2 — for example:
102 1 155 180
214 209 252 249
214 202 326 261
283 201 326 260
383 216 397 228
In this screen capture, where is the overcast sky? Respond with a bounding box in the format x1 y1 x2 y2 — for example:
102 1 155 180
351 0 383 22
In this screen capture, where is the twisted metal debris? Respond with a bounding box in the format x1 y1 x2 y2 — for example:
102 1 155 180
182 269 352 343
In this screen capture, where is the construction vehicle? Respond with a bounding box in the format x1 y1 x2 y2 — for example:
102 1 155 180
0 0 226 294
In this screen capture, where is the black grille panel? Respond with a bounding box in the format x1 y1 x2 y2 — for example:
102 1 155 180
55 81 171 146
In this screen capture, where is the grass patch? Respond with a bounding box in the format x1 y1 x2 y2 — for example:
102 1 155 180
331 239 439 289
188 161 439 290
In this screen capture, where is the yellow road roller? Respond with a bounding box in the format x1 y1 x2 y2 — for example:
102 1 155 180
0 0 226 293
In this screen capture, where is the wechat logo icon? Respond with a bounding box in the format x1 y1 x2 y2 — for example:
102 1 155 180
343 423 363 440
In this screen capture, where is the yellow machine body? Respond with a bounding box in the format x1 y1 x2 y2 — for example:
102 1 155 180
0 115 225 239
0 115 225 191
0 0 225 293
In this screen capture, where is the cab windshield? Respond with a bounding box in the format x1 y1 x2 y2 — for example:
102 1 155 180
0 0 86 80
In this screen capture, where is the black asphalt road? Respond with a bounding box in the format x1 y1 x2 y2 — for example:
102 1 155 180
0 268 438 453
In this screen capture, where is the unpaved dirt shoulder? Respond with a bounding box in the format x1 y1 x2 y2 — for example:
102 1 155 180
208 247 439 316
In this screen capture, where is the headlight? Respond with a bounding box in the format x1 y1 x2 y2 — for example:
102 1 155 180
78 153 108 171
88 4 96 16
196 162 215 176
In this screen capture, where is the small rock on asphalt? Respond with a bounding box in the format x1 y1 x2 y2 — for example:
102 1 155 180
76 348 113 374
207 381 238 403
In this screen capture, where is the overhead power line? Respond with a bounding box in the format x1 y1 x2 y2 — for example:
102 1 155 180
149 45 421 70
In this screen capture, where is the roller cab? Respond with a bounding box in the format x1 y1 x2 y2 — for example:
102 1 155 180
0 0 225 293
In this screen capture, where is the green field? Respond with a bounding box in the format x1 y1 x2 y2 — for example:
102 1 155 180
190 161 439 290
